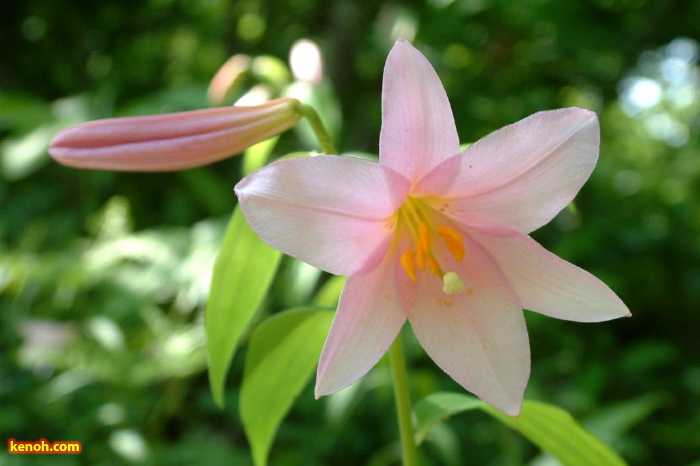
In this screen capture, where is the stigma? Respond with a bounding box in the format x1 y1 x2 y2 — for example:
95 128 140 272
442 272 466 295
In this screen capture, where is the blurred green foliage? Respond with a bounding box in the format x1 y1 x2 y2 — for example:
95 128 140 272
1 0 700 464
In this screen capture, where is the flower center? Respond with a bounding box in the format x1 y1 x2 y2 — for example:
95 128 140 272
397 197 467 295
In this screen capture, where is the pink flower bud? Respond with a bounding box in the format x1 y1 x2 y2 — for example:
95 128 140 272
207 54 252 105
49 98 301 171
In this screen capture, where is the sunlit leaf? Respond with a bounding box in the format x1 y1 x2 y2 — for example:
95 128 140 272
312 274 346 308
241 308 333 466
206 205 281 408
485 401 627 466
0 124 57 180
414 392 627 466
242 135 279 175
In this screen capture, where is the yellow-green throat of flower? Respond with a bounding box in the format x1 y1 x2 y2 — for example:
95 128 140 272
396 197 467 295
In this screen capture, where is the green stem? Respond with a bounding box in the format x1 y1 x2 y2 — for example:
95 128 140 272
389 334 419 466
296 104 338 154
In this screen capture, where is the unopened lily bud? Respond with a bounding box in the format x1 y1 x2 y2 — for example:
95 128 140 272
49 98 301 171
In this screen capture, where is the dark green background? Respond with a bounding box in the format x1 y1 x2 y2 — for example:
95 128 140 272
1 0 699 464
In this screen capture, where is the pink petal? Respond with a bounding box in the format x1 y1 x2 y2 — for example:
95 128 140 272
49 98 300 171
315 248 412 396
410 152 462 197
422 108 599 233
471 229 631 322
409 277 530 415
379 39 460 183
235 155 411 276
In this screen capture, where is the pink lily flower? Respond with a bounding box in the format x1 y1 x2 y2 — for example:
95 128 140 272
49 98 300 171
235 40 630 415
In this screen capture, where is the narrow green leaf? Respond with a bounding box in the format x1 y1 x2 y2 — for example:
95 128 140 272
240 308 333 466
484 401 627 466
279 151 316 160
414 392 627 466
242 135 279 175
206 205 282 408
414 392 484 444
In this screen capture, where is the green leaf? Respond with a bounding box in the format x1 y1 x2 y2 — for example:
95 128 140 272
240 308 333 466
242 135 279 175
1 124 58 180
414 392 627 466
414 392 484 444
206 205 282 408
485 401 627 466
311 275 346 308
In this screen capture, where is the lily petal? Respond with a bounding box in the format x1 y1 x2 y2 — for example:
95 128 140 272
471 229 631 322
380 39 460 183
409 278 530 416
428 108 599 233
235 155 411 276
50 98 301 171
315 249 411 396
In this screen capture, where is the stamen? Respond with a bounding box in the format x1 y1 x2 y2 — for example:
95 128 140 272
415 243 426 270
397 199 468 284
400 250 417 281
427 256 440 276
418 222 431 253
437 225 465 262
442 271 466 295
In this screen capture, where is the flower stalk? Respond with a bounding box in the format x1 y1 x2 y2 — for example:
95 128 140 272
297 104 337 155
389 334 419 466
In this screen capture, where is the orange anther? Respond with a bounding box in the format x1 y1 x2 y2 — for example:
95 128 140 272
427 255 440 276
418 222 431 253
437 225 465 262
400 250 417 281
415 243 426 270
